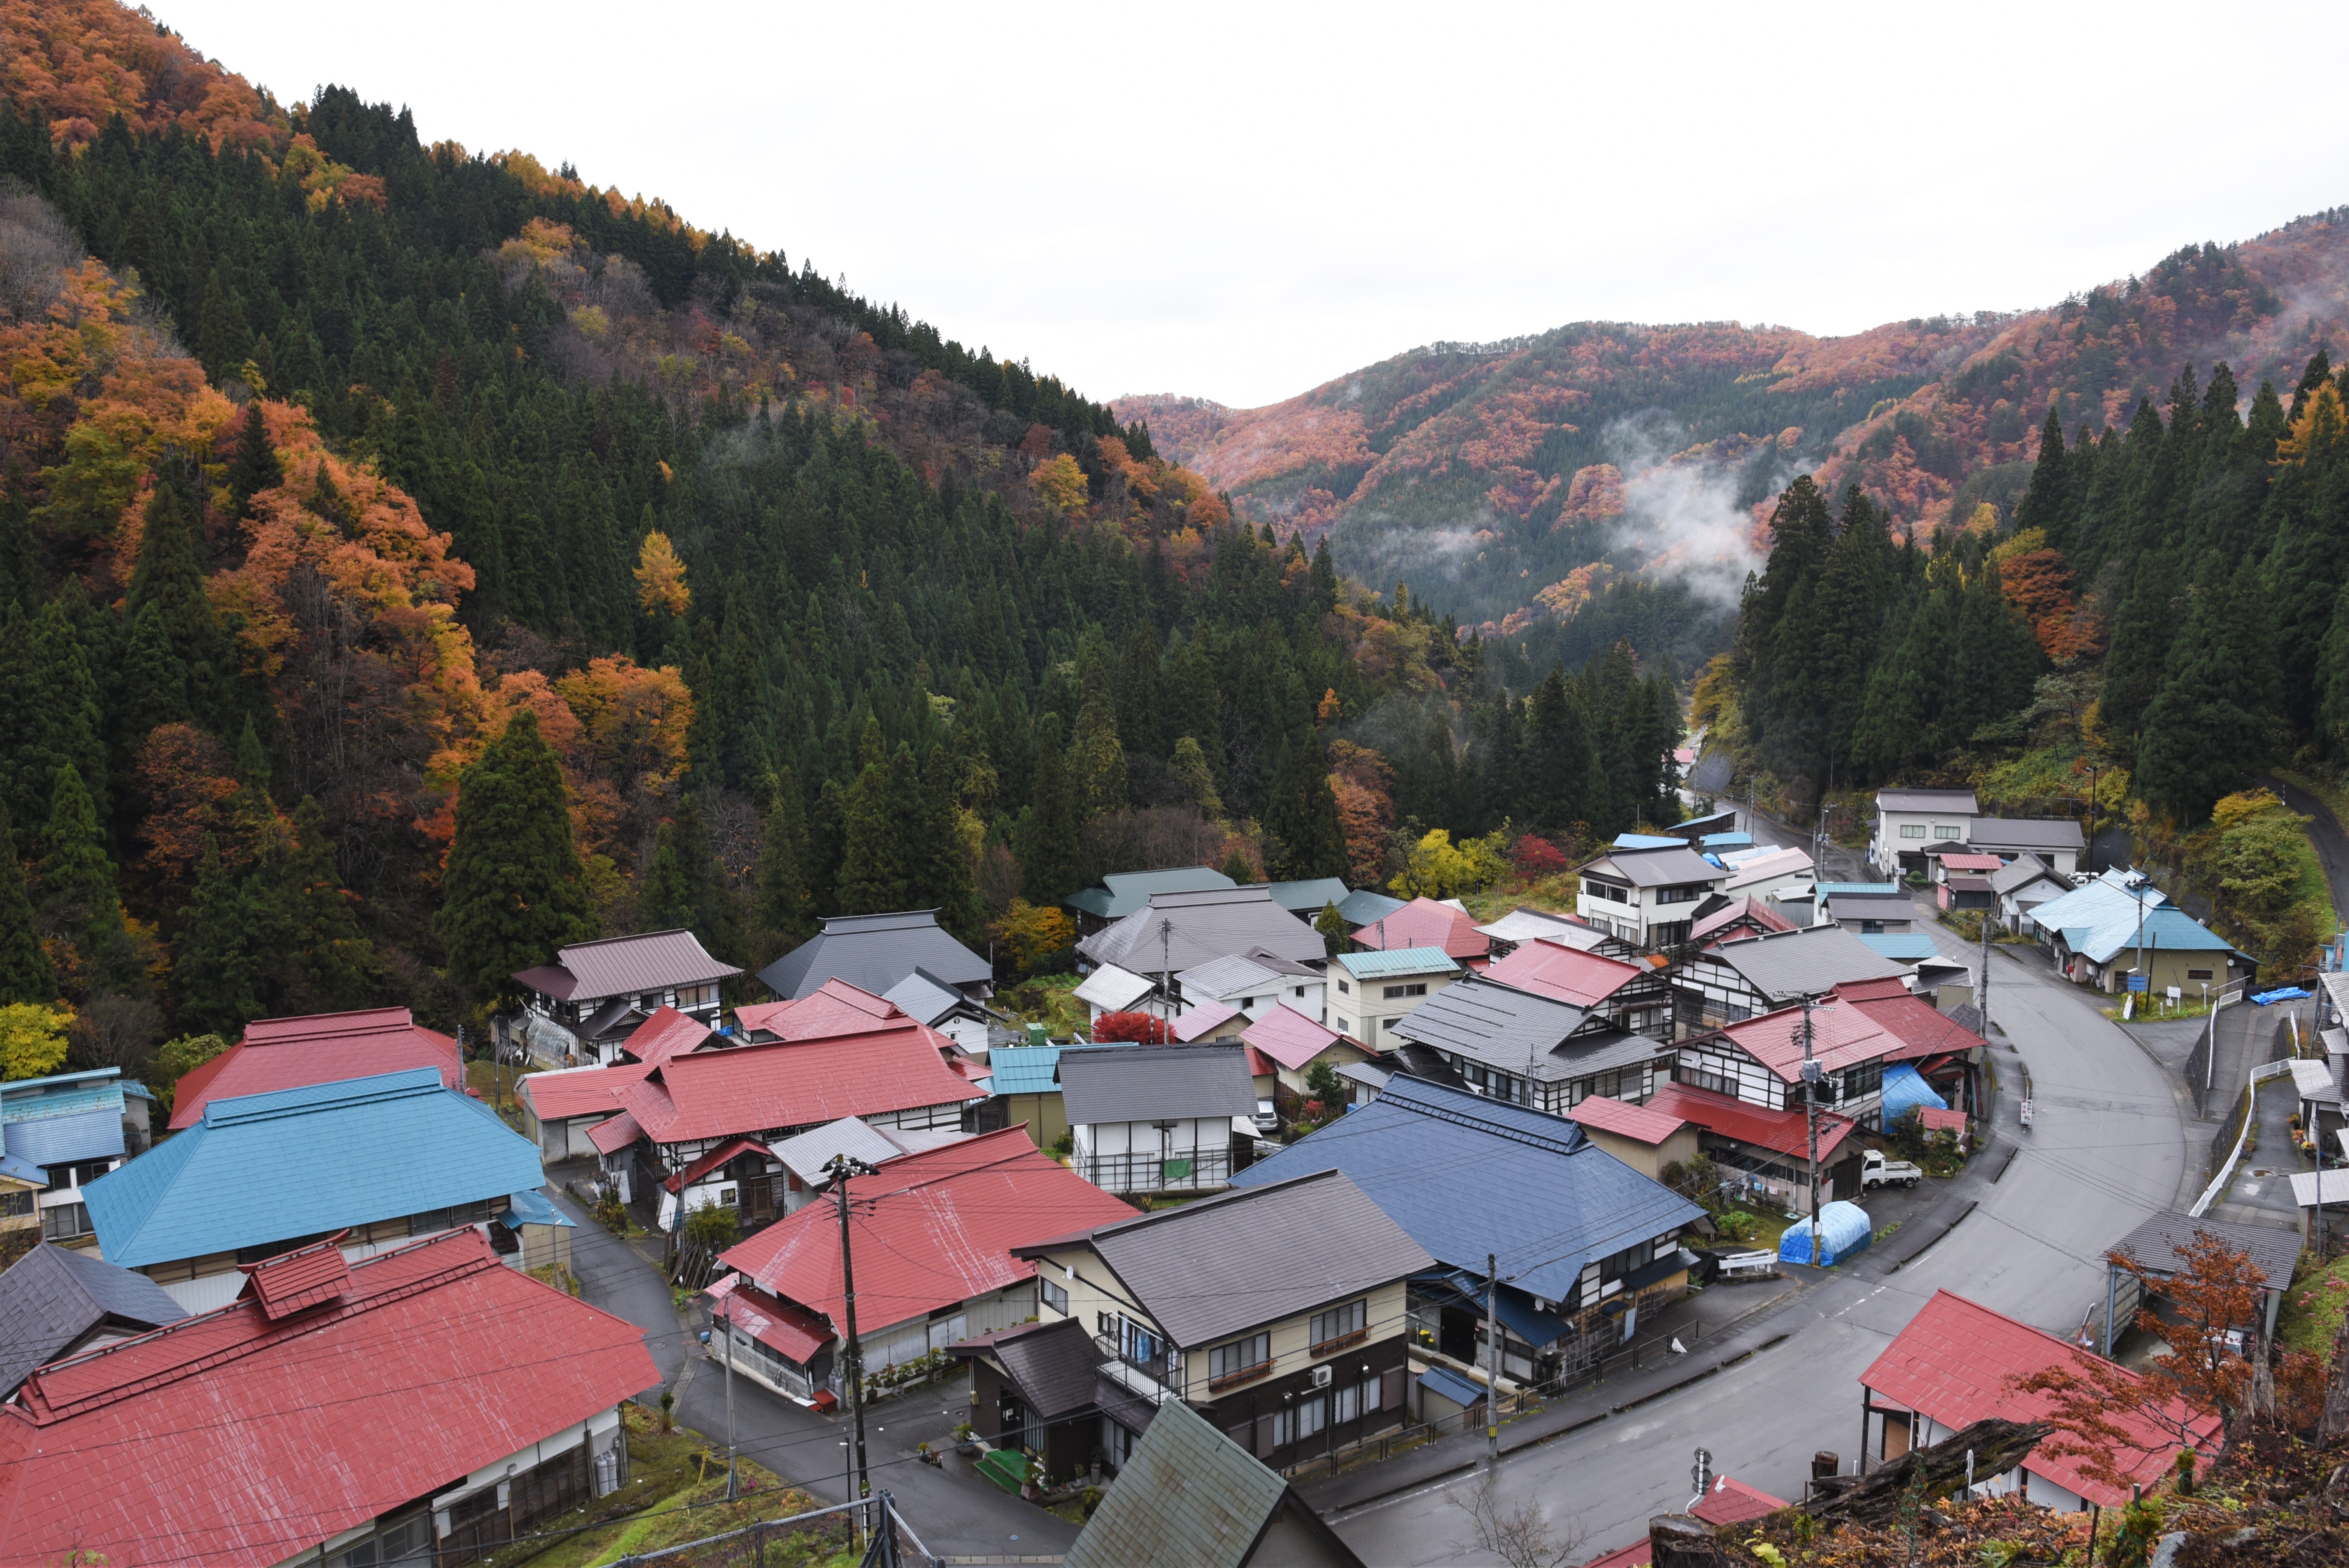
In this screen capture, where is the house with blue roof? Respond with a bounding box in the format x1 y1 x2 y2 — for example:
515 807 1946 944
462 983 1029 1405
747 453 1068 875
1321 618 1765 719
0 1068 153 1251
81 1067 554 1312
2024 869 2252 996
1231 1075 1705 1387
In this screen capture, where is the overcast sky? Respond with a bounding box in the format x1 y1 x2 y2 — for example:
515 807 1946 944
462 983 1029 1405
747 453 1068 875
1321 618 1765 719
160 2 2349 411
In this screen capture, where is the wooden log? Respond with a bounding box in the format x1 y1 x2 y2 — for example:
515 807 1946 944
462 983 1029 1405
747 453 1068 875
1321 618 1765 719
1649 1514 1732 1568
1803 1417 2051 1528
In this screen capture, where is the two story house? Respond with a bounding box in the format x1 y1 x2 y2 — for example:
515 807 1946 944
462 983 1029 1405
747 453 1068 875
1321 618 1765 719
1013 1169 1433 1474
1869 788 1978 878
509 929 741 1066
1060 1042 1260 1195
1392 975 1674 1113
1176 950 1328 1027
1573 845 1730 952
1327 947 1462 1048
0 1068 153 1251
1668 921 1916 1037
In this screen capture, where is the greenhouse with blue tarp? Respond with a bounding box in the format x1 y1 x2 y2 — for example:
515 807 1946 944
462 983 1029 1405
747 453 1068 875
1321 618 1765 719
1779 1200 1872 1266
1880 1063 1947 1124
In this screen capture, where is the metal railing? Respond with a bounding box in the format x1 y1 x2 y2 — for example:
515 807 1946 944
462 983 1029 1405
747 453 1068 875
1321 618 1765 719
1075 1149 1233 1193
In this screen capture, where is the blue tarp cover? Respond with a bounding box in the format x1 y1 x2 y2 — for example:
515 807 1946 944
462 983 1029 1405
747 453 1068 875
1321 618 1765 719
1779 1200 1872 1266
1880 1063 1948 1122
2253 987 2311 1006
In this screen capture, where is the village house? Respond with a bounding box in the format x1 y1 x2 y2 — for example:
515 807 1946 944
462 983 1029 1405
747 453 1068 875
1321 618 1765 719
1642 1080 1862 1213
1078 886 1329 977
733 977 919 1044
1861 1288 2217 1510
2097 1212 2302 1353
0 1067 151 1251
1967 816 2087 875
518 1060 652 1162
167 1007 461 1129
1063 865 1238 937
972 1040 1095 1149
602 1022 987 1217
1240 1004 1373 1117
1060 1042 1260 1195
1176 949 1328 1025
0 1227 653 1568
1671 978 1986 1131
1869 787 1979 878
1573 844 1731 952
1481 936 1676 1038
1015 1169 1433 1475
1668 921 1916 1037
2025 868 2250 995
709 1126 1135 1406
953 1317 1117 1487
1821 890 1920 935
1688 895 1796 947
1394 974 1674 1113
879 968 1003 1054
1173 999 1252 1045
509 929 741 1067
1992 854 2075 936
1927 851 2005 887
1567 1095 1701 1180
0 1241 188 1401
1236 1075 1704 1387
756 908 993 1005
82 1068 552 1312
1720 846 1815 907
1473 906 1624 961
1348 896 1490 965
1072 962 1165 1026
1327 947 1462 1046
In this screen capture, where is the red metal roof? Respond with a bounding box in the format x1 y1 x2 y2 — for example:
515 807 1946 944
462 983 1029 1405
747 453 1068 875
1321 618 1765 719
1241 1004 1362 1072
1707 999 1901 1084
734 979 906 1041
1690 1475 1787 1526
1173 1000 1244 1041
1917 1107 1970 1134
587 1109 644 1155
1860 1289 2217 1508
1692 897 1795 944
664 1136 773 1195
1836 985 1988 1062
622 1005 713 1067
1569 1095 1687 1146
1940 854 2006 872
1582 1543 1653 1568
709 1275 831 1364
511 928 741 1003
1352 897 1489 959
169 1008 461 1130
520 1061 653 1122
718 1126 1136 1337
0 1228 655 1566
1483 939 1645 1007
1642 1081 1860 1164
617 1023 985 1146
236 1235 353 1320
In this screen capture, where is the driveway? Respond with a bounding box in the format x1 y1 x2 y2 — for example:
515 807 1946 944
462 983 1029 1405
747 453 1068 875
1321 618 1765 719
1328 901 2193 1564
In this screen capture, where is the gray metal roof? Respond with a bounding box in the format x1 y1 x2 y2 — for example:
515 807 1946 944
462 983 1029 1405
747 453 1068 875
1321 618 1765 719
1969 818 2086 851
1875 788 1979 813
0 1242 187 1399
1390 978 1588 1072
513 928 742 1003
1077 889 1326 973
1065 1398 1327 1568
1337 889 1408 927
1059 1043 1259 1126
1989 854 2065 896
1263 877 1353 914
880 968 971 1026
1710 923 1915 1003
2110 1213 2302 1295
756 910 992 1000
1080 1169 1434 1349
1822 893 1919 921
988 1316 1104 1422
1579 845 1725 888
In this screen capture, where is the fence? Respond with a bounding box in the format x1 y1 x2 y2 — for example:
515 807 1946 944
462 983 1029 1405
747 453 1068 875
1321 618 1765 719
2188 1059 2297 1219
1075 1149 1233 1194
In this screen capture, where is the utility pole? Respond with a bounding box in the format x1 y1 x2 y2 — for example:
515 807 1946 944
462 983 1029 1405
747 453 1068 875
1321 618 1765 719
1159 916 1173 1029
1800 998 1823 1264
1485 1251 1501 1469
1979 895 1992 1039
2084 765 2099 874
723 1288 738 1499
828 1153 880 1505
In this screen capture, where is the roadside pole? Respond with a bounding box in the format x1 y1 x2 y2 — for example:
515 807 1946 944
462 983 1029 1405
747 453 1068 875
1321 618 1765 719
828 1153 880 1508
1801 999 1822 1263
1485 1251 1501 1469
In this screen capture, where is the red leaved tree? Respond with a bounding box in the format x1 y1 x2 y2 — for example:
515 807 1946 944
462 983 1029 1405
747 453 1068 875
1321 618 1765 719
1092 1010 1170 1044
1510 835 1570 881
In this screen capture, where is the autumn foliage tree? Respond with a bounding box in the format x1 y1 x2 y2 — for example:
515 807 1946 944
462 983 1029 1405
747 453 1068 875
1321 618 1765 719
1091 1009 1170 1044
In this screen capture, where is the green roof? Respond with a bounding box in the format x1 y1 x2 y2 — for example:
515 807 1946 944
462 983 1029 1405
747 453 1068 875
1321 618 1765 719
1333 947 1459 979
1065 867 1236 920
1064 1399 1297 1568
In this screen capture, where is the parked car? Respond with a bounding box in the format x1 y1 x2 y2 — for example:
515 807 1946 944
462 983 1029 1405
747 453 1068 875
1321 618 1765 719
1860 1149 1924 1190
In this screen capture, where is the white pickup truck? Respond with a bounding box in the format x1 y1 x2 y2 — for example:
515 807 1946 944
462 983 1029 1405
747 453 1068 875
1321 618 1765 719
1860 1149 1924 1191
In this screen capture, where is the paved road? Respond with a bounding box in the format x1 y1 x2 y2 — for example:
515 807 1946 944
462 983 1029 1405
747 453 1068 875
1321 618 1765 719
2263 772 2349 930
1329 902 2194 1565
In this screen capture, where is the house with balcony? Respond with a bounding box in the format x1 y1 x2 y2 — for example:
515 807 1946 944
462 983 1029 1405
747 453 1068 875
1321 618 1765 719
1391 975 1673 1112
1668 921 1916 1037
1014 1168 1432 1475
1642 1080 1863 1213
1327 947 1461 1048
1870 787 1979 877
1992 854 2074 936
510 929 741 1067
1573 845 1730 951
1060 1043 1260 1195
0 1068 152 1251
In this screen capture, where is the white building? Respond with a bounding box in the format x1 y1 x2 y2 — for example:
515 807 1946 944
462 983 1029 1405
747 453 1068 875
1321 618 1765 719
1573 844 1731 951
1869 788 1979 878
1174 949 1326 1026
1328 947 1462 1048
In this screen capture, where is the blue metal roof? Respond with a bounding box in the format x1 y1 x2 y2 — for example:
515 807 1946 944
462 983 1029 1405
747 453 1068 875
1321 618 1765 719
1229 1075 1703 1304
1065 867 1237 919
500 1188 575 1229
1333 947 1460 979
1613 833 1684 848
0 1073 125 1127
3 1108 124 1166
82 1069 546 1269
1417 1365 1485 1409
986 1044 1067 1096
1263 877 1353 914
2027 871 2245 964
1858 934 1941 962
1337 889 1407 927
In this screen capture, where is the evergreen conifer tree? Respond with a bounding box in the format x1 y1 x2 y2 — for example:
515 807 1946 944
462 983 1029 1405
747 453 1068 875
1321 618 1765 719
1115 626 1163 758
1017 737 1082 902
0 600 106 846
0 800 55 1005
636 821 695 932
1069 695 1128 819
1314 900 1346 958
1168 737 1224 820
1260 738 1310 881
2099 556 2176 762
1522 669 1599 838
176 833 260 1037
918 746 983 942
836 743 921 914
435 710 595 1007
227 400 282 517
2137 565 2283 822
2013 407 2075 549
1220 845 1256 884
38 763 119 946
755 771 814 947
284 794 377 1009
114 601 191 736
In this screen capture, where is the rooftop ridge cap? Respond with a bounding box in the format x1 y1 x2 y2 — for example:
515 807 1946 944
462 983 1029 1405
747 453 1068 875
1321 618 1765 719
1385 1079 1583 1153
203 1071 447 1126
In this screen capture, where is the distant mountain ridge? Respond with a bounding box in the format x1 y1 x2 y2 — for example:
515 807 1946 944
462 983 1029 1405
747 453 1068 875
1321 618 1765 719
1117 212 2349 637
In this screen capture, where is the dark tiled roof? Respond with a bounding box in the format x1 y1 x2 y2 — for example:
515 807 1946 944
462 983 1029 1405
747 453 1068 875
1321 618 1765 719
757 911 991 1000
1708 923 1915 1002
990 1317 1102 1421
1058 1043 1259 1126
2111 1213 2301 1295
0 1243 188 1399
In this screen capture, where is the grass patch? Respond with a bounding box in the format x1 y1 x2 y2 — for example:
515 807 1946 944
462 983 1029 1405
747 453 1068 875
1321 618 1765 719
2276 1253 2349 1359
996 973 1088 1039
465 1058 534 1128
495 1401 848 1568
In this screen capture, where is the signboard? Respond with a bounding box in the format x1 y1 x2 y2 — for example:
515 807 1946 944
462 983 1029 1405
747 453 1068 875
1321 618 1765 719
2126 974 2149 992
2167 987 2182 1002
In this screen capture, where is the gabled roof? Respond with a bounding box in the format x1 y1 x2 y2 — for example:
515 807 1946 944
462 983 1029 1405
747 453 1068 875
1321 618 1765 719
1691 1475 1787 1526
882 968 976 1026
1178 950 1315 1001
1702 998 1915 1084
1875 788 1978 813
1578 845 1726 888
1860 1288 2216 1507
1968 818 2086 852
734 978 908 1042
0 1242 187 1400
1059 1043 1258 1125
719 1126 1134 1335
1474 908 1612 950
517 1061 654 1123
83 1069 547 1269
620 1005 714 1067
1481 939 1646 1008
1813 881 1901 898
1990 853 2068 896
1722 848 1815 892
1858 933 1943 962
1569 1095 1688 1146
1349 896 1489 958
1692 897 1795 944
1331 946 1460 980
1337 888 1409 927
1232 1077 1701 1305
1030 1169 1433 1350
1072 964 1158 1012
237 1234 353 1319
1172 1001 1246 1042
960 1316 1104 1422
663 1136 774 1195
615 1025 984 1146
767 1117 906 1184
587 1109 643 1155
983 1044 1072 1097
1065 866 1237 920
1241 1004 1362 1073
512 928 741 1003
1263 877 1354 915
1937 853 2006 872
1077 888 1326 972
1392 977 1631 1084
170 1008 463 1131
1643 1081 1860 1164
0 1228 654 1568
1704 923 1915 1002
2024 869 2247 964
2109 1213 2301 1295
756 910 991 1000
1062 1396 1362 1568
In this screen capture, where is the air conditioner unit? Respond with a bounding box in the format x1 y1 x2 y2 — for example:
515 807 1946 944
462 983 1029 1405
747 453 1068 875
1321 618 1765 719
1309 1365 1332 1389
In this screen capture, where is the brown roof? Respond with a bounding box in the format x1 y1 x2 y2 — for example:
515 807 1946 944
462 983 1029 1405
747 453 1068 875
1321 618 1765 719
512 929 741 1003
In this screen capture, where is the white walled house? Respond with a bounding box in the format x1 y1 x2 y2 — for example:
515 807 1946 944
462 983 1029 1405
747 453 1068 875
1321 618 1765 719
1573 845 1731 951
1328 947 1462 1048
1869 789 1979 878
1060 1044 1260 1195
1175 950 1327 1026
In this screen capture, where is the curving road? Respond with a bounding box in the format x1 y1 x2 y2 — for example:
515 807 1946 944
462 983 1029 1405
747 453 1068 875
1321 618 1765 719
1332 904 2195 1564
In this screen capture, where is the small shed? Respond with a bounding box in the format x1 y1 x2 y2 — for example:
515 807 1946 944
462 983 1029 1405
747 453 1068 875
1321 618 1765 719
1779 1200 1871 1267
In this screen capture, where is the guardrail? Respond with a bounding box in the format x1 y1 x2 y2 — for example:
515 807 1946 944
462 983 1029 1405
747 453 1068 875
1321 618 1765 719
2187 1058 2295 1219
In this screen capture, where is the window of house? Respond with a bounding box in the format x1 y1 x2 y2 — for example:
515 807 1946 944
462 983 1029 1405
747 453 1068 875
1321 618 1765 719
1208 1332 1271 1384
1934 825 1961 839
1311 1298 1367 1350
1336 978 1351 994
1582 879 1628 903
1295 1393 1326 1441
1657 884 1704 905
1334 1380 1359 1424
1899 824 1925 840
1860 920 1885 935
1336 1015 1352 1033
1382 983 1427 999
40 1201 90 1241
1841 1060 1883 1099
2188 969 2213 981
1 1188 31 1218
1294 986 1307 998
1041 1279 1068 1314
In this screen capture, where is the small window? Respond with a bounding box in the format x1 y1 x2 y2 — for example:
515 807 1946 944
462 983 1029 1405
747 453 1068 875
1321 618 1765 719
1041 1278 1068 1314
2187 969 2213 981
1899 824 1926 840
1934 825 1962 840
1382 983 1427 1000
1295 1393 1326 1440
1311 1298 1367 1350
40 1201 90 1241
1294 986 1307 998
1336 1016 1352 1033
1337 979 1351 994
